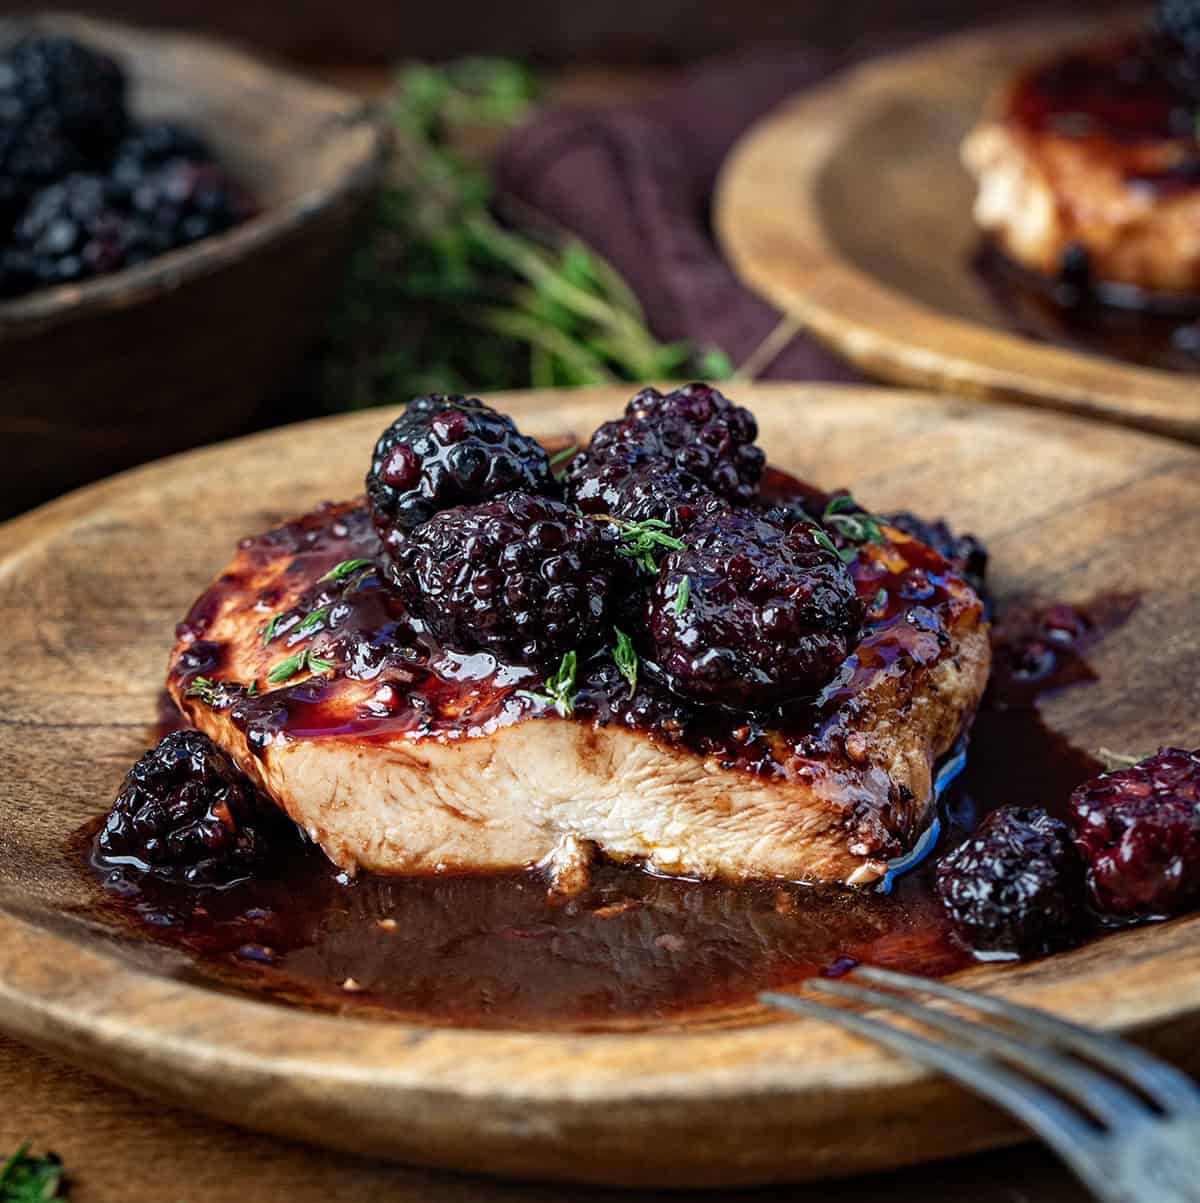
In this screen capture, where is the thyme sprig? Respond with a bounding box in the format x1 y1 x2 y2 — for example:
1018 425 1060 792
822 494 886 558
598 515 685 574
319 558 373 584
1098 747 1141 771
293 606 331 638
266 649 337 686
517 650 578 718
185 676 257 706
0 1144 65 1201
673 574 691 615
548 444 578 479
612 628 638 698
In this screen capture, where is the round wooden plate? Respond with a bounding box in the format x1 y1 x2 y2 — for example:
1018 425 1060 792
1 384 1199 1188
714 15 1200 445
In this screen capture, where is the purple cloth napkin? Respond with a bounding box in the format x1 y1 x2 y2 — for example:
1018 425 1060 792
495 46 864 382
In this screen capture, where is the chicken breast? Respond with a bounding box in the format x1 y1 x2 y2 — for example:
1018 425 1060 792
168 496 989 888
963 36 1200 296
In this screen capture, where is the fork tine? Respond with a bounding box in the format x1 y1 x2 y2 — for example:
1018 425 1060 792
855 966 1200 1113
805 977 1147 1128
759 989 1108 1194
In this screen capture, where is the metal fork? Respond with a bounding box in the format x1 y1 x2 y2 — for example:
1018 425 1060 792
760 966 1200 1203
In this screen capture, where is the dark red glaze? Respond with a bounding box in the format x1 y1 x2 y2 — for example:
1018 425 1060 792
85 463 1143 1028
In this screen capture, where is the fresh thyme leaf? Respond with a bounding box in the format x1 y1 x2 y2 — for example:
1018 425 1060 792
612 627 638 698
319 558 373 584
810 529 839 557
548 444 578 468
294 606 330 638
872 588 888 612
307 655 337 675
674 574 691 615
1098 747 1141 771
821 493 885 546
0 1144 65 1200
517 650 578 718
266 651 309 685
260 614 283 647
601 515 685 574
245 680 259 698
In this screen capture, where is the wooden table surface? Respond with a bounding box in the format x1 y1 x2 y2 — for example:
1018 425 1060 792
0 64 1110 1203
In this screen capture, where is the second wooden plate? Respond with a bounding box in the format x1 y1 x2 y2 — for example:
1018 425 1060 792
715 14 1200 444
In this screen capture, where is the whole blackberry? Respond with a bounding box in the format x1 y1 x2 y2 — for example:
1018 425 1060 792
935 807 1086 957
1069 747 1200 918
884 510 989 595
110 119 214 186
566 383 765 513
4 172 139 291
392 492 616 665
366 395 557 554
126 159 255 255
0 34 127 223
96 730 266 883
569 458 728 531
646 510 863 708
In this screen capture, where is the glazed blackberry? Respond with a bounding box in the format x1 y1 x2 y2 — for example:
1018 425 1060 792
0 34 126 223
1069 747 1200 918
646 510 863 708
96 729 267 884
110 119 214 186
884 511 989 595
367 395 557 554
935 806 1086 957
392 492 615 665
566 383 765 514
570 459 727 530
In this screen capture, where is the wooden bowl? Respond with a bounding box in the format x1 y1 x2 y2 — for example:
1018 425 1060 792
2 383 1199 1187
0 13 389 519
714 13 1200 445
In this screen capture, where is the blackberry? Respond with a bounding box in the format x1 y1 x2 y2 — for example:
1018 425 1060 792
0 34 127 224
1069 747 1200 918
110 119 214 186
125 159 255 255
569 459 727 530
646 510 863 708
935 807 1086 957
4 172 139 291
884 510 989 595
566 383 765 514
392 492 616 665
366 395 557 554
96 730 267 884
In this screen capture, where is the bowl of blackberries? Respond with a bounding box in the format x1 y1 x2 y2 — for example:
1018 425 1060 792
0 15 387 518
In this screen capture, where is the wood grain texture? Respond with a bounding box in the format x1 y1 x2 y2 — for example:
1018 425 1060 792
0 13 389 518
0 383 1198 1188
714 13 1200 445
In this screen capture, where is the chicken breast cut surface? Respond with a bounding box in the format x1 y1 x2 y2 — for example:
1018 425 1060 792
169 496 990 888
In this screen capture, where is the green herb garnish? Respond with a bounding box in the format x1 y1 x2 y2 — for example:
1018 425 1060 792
872 588 888 612
185 676 254 707
517 650 578 718
266 649 338 685
821 494 885 547
1098 747 1141 771
811 529 840 557
674 574 691 615
600 516 685 574
260 614 284 647
319 558 373 584
548 444 578 474
293 606 331 638
612 628 638 698
0 1144 65 1200
313 59 731 410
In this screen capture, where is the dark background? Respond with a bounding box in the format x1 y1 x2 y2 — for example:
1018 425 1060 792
0 1 1132 65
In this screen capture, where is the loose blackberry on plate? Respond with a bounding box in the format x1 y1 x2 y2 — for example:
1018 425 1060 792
1069 746 1200 918
391 491 616 667
366 394 557 554
96 729 269 884
646 509 863 708
935 806 1086 957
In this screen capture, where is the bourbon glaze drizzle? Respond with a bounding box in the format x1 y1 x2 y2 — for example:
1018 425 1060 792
87 474 1137 1030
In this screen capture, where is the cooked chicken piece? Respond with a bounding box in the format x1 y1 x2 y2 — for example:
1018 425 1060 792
169 499 989 888
963 36 1200 296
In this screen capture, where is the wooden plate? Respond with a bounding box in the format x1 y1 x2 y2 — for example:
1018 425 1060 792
1 384 1199 1188
714 15 1200 445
